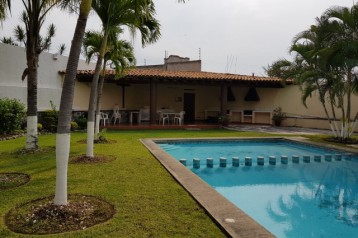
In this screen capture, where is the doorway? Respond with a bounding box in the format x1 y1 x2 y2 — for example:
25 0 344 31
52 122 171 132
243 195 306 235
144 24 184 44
184 93 195 123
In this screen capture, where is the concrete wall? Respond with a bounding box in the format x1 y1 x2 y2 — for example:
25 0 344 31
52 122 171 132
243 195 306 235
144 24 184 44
165 60 201 72
164 55 189 63
0 43 95 111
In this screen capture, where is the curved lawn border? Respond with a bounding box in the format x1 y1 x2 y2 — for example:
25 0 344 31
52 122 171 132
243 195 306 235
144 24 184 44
0 172 30 190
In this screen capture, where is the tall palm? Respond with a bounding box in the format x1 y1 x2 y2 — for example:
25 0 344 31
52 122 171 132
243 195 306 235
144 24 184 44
323 4 358 137
55 0 93 205
86 0 160 158
83 30 135 136
291 20 344 137
54 0 184 206
266 9 358 140
1 1 62 149
267 17 342 137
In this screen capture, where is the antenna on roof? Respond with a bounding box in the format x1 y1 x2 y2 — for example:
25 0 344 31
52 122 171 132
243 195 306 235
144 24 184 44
199 48 201 60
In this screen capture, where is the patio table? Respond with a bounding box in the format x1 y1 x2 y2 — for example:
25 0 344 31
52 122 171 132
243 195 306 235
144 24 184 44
129 111 141 125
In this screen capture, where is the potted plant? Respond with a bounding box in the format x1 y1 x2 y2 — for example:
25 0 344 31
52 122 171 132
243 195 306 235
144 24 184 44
218 114 231 126
272 107 286 126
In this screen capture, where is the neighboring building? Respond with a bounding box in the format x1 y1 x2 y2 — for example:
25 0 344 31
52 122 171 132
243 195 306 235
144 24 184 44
1 43 357 131
137 55 201 72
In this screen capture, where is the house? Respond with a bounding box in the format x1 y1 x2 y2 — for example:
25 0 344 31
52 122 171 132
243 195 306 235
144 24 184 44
1 43 357 131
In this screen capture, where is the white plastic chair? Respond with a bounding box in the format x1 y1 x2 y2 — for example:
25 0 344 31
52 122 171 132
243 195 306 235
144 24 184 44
174 111 185 125
111 108 121 125
100 112 109 126
159 111 169 125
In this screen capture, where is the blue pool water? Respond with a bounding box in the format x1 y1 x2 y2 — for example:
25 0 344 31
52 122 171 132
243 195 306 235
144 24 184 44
158 139 358 238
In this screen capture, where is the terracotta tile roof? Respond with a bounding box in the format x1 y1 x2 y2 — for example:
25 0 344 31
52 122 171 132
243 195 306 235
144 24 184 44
60 68 287 85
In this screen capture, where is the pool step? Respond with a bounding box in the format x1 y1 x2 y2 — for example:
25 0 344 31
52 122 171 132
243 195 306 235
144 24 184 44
182 153 354 169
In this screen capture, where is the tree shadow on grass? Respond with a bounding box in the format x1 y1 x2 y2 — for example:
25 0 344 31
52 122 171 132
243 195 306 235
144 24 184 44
69 155 117 164
11 146 56 157
77 138 117 144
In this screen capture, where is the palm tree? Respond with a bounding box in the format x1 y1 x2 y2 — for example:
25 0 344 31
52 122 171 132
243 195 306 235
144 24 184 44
1 1 62 149
267 18 343 137
85 0 161 158
323 4 358 138
83 29 135 136
266 5 358 141
58 43 66 55
55 0 93 205
54 0 185 206
1 36 18 45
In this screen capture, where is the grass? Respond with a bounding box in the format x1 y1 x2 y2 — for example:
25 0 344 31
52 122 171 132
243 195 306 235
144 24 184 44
0 173 30 190
0 129 356 237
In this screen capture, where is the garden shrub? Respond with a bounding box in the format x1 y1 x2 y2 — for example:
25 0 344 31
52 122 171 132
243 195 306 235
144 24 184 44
71 122 79 131
0 98 25 134
75 117 87 130
40 110 58 132
39 101 58 132
37 123 43 132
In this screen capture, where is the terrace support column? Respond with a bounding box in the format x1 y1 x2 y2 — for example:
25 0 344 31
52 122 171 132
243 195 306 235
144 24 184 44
220 84 228 115
149 78 158 125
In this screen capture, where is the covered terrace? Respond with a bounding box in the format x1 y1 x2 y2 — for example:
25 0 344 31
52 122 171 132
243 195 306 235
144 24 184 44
61 68 288 126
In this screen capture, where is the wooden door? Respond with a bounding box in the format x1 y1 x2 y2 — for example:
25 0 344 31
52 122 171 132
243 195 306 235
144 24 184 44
184 93 195 123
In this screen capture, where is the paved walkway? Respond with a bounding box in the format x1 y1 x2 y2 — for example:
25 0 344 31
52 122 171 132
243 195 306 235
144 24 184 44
227 124 333 135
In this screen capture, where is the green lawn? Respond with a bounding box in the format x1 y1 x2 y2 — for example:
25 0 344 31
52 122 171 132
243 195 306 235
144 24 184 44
0 129 355 237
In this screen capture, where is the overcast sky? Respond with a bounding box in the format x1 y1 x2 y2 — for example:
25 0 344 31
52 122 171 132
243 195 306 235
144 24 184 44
0 0 355 76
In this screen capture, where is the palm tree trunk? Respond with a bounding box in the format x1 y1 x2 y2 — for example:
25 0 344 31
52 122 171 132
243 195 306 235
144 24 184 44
328 92 339 137
345 70 352 139
95 63 106 137
86 57 102 157
55 0 92 206
316 83 337 137
339 99 346 140
26 56 39 149
349 113 358 137
86 32 109 157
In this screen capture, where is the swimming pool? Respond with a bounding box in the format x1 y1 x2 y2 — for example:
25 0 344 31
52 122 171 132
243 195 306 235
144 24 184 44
157 138 358 238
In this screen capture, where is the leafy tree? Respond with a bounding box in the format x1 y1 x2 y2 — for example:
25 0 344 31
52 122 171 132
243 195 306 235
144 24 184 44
85 0 160 158
55 0 93 205
1 1 61 149
323 4 358 138
1 36 18 46
55 0 185 206
58 43 66 55
266 4 358 141
83 29 135 136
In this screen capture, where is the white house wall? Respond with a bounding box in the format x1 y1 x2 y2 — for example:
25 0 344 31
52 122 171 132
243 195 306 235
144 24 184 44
0 43 95 111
